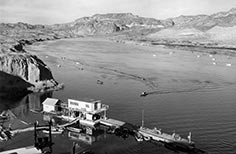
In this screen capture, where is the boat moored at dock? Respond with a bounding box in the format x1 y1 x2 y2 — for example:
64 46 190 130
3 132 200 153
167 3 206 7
137 126 195 148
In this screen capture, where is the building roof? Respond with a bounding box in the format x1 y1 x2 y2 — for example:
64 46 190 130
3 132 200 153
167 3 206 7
68 98 101 104
42 98 60 106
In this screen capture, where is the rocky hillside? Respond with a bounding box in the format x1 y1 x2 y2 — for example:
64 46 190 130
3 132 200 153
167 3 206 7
206 26 236 44
51 13 174 35
146 8 236 48
52 8 236 35
170 8 236 31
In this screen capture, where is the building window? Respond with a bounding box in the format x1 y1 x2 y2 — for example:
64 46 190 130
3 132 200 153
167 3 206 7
70 101 79 106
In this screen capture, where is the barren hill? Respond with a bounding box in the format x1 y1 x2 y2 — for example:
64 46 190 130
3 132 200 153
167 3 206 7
51 13 174 35
170 8 236 31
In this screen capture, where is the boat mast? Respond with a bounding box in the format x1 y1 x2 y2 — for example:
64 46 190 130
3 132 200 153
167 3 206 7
141 109 144 128
188 132 192 143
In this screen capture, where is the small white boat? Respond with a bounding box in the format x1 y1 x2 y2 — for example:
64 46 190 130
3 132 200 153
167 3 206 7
226 63 232 67
140 91 148 97
0 131 9 141
143 135 151 141
97 80 104 84
134 135 143 142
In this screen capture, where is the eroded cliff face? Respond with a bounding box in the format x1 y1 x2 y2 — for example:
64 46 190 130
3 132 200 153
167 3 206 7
0 52 59 93
0 53 54 83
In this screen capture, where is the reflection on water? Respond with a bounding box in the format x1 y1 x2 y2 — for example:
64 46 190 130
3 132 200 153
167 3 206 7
68 130 105 145
0 91 208 154
2 92 52 117
0 92 52 130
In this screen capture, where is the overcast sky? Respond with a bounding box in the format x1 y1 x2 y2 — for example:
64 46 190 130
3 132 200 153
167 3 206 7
1 0 236 24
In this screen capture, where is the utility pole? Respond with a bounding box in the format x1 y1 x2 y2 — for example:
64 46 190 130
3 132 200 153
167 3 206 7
34 120 54 153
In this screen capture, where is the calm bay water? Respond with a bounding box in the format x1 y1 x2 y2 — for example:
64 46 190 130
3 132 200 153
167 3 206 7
1 38 236 154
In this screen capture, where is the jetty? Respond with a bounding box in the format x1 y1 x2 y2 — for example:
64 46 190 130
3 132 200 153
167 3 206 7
41 97 195 148
0 146 41 154
99 118 125 128
0 97 206 154
0 121 54 154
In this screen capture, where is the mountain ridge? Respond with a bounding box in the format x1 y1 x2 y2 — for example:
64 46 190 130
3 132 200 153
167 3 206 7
170 7 236 30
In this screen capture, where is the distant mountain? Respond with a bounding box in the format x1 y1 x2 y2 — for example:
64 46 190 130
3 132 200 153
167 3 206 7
53 8 236 35
51 13 174 35
147 8 236 47
170 8 236 31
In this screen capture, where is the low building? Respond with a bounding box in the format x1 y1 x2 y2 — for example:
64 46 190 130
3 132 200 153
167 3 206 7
68 98 105 113
42 98 61 113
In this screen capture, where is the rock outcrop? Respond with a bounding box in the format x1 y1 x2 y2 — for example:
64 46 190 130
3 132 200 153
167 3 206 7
0 53 54 83
0 23 64 94
0 51 60 93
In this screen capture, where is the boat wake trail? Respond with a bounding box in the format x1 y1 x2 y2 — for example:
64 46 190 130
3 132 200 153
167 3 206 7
147 80 221 96
101 67 158 90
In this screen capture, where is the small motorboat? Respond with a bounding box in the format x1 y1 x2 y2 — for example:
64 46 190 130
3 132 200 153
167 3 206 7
106 127 116 134
0 115 8 120
140 91 148 97
97 80 104 85
134 132 143 142
0 130 11 141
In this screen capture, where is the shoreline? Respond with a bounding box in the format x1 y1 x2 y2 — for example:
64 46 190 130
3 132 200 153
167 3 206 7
108 36 236 56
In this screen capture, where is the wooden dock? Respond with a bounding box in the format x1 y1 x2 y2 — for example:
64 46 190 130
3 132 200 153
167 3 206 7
99 118 125 128
0 146 42 154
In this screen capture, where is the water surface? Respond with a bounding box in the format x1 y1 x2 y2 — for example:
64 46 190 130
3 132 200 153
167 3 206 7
1 38 236 154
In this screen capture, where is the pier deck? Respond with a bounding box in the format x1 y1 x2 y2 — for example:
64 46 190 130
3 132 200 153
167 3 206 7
0 146 41 154
99 118 125 128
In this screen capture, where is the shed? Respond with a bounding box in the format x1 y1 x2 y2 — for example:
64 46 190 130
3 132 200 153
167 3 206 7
42 98 61 112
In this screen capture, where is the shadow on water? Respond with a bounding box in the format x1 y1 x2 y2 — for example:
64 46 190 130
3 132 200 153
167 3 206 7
114 126 208 154
0 93 28 112
161 142 208 154
67 129 208 154
0 92 53 117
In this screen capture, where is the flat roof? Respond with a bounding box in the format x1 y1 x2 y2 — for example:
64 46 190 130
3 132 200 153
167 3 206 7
42 98 60 106
68 98 101 104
